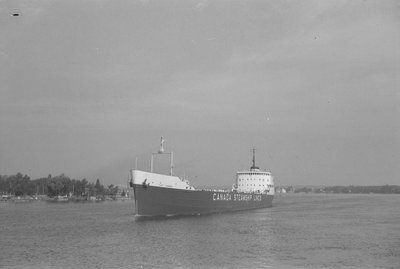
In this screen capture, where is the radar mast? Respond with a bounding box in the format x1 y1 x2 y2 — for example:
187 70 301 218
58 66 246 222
251 148 259 170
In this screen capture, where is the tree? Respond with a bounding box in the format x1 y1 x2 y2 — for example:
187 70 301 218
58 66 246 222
8 173 33 196
95 179 105 196
47 179 64 197
106 184 118 197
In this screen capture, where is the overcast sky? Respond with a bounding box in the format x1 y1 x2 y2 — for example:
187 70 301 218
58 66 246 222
1 0 399 186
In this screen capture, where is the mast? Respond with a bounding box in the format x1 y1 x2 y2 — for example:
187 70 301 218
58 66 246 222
250 148 259 170
150 137 174 176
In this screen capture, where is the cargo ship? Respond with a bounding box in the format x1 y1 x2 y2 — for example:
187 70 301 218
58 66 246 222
129 138 274 217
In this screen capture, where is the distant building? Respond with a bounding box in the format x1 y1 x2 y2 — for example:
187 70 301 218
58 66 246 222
276 187 287 194
115 184 131 199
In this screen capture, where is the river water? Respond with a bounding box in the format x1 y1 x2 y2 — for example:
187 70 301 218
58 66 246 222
0 194 399 268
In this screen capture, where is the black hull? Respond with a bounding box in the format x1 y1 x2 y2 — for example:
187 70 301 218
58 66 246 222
132 184 273 217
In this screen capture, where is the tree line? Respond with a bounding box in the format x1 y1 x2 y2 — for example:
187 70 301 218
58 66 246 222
0 173 121 197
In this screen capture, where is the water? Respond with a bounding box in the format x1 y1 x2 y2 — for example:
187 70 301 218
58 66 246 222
1 194 399 268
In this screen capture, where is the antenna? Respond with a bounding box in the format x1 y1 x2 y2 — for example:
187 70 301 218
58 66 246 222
250 147 259 170
151 137 174 176
158 137 165 153
252 148 256 167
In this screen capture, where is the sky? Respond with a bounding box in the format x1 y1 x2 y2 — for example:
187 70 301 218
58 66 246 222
0 0 399 187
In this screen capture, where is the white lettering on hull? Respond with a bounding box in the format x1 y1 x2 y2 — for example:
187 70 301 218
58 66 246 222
212 193 232 201
212 193 263 202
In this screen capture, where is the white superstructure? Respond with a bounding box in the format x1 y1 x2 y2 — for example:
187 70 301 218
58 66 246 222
131 170 195 190
235 169 274 194
234 149 274 195
130 137 195 190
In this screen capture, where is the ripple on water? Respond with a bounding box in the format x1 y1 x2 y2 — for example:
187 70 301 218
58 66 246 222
1 195 399 268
